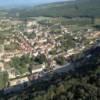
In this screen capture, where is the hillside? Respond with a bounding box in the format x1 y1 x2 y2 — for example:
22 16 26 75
0 43 100 100
12 0 100 18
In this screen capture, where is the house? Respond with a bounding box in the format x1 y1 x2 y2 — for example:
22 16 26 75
0 45 4 60
32 64 46 74
7 68 16 79
0 62 5 71
9 77 29 86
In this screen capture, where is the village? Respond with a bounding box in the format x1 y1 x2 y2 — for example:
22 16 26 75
0 17 100 88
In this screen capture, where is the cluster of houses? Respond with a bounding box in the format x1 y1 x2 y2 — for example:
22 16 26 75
0 18 99 87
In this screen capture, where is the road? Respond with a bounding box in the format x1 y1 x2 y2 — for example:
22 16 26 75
53 62 74 73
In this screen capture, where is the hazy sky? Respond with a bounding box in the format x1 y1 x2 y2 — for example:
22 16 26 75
0 0 70 7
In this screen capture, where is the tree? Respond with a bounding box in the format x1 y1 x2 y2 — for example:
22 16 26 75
0 71 8 89
34 54 47 64
55 56 66 65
